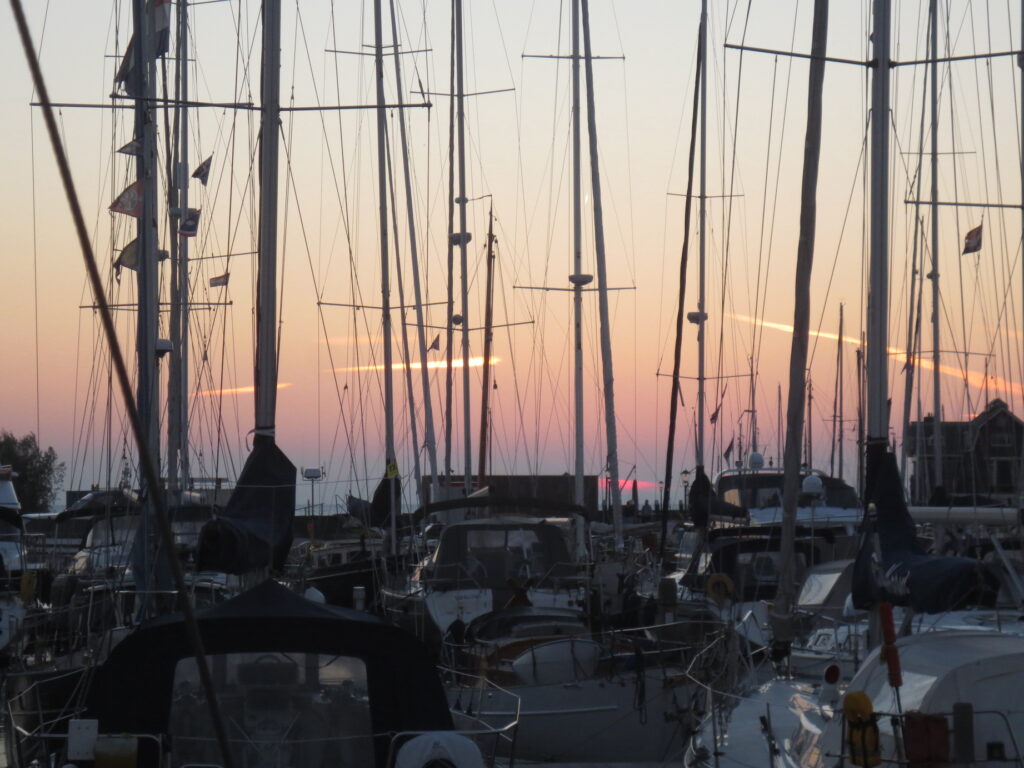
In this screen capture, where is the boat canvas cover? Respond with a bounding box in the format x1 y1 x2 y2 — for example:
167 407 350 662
198 435 296 573
86 580 452 751
845 630 1024 727
689 466 746 527
852 444 998 613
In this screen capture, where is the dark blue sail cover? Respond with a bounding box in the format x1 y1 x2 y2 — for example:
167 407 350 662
198 435 296 573
852 442 998 613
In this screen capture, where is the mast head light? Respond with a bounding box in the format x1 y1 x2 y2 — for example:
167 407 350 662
569 274 594 287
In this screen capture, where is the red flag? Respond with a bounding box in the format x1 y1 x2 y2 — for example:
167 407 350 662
963 224 983 254
109 181 143 217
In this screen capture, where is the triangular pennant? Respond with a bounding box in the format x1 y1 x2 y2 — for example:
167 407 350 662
109 181 143 217
962 223 983 255
116 138 141 156
191 155 213 186
114 238 139 281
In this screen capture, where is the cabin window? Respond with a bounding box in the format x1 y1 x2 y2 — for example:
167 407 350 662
168 652 373 768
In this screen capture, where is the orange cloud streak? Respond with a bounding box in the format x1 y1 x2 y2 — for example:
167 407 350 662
729 313 1022 398
194 382 294 398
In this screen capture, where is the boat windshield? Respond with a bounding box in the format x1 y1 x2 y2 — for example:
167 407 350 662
168 652 374 768
429 523 574 589
718 473 859 510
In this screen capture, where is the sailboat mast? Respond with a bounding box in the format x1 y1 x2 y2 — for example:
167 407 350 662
777 384 782 464
866 0 891 446
838 303 845 480
580 0 622 547
900 60 929 484
255 0 281 439
928 0 943 494
1019 0 1023 496
373 0 398 551
696 0 708 469
478 204 496 487
660 24 702 522
386 140 422 503
388 0 439 497
132 0 160 603
454 0 473 492
749 361 758 454
572 0 585 507
443 9 456 481
775 0 829 621
167 0 191 498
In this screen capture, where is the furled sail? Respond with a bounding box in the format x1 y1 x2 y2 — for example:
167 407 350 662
197 435 295 573
852 442 998 613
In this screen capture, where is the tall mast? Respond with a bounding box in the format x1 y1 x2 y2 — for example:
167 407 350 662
661 22 702 526
386 137 422 503
867 0 891 447
838 303 845 480
1019 0 1023 501
255 0 281 440
388 0 439 497
373 0 398 551
571 0 585 507
696 0 708 469
133 0 160 604
167 0 190 498
775 0 828 620
443 7 456 480
580 0 622 547
928 0 943 494
478 204 496 487
900 51 929 485
454 0 473 491
777 384 782 464
749 360 758 454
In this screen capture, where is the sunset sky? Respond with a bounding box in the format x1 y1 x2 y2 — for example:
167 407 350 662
1 0 1022 510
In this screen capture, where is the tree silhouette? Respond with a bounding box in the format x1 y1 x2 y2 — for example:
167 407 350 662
0 432 64 513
